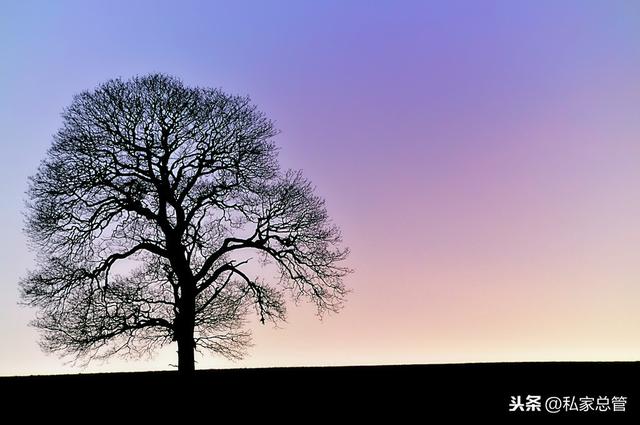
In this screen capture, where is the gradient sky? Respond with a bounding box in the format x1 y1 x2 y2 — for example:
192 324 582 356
1 0 639 376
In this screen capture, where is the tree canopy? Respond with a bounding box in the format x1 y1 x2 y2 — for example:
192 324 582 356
21 74 350 372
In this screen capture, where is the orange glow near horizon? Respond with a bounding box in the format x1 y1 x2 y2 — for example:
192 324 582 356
1 1 639 376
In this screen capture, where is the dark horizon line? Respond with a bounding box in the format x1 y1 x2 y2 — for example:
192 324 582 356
2 359 639 379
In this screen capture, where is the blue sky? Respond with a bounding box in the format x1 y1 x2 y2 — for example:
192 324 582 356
1 0 639 375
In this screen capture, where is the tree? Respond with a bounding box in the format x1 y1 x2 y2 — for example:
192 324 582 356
21 74 350 374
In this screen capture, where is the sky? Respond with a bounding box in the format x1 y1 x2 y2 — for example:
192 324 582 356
0 0 639 376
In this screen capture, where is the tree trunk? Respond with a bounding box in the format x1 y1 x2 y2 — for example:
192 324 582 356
177 326 195 375
176 289 196 375
167 235 197 375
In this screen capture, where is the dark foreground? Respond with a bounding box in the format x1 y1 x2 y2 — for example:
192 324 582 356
1 362 637 420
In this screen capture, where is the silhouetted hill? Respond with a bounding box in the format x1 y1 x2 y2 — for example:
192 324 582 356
1 362 637 420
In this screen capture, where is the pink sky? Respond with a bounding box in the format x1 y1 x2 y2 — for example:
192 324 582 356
0 1 639 374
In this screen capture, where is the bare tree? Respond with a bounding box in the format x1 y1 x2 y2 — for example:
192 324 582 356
21 74 350 374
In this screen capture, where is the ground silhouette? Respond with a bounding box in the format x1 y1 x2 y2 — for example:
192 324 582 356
1 361 637 420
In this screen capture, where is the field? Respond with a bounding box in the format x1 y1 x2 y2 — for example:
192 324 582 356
1 362 637 420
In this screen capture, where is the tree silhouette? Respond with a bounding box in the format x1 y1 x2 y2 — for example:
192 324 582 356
21 74 350 374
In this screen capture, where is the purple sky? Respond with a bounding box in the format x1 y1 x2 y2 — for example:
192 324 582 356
1 1 639 375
